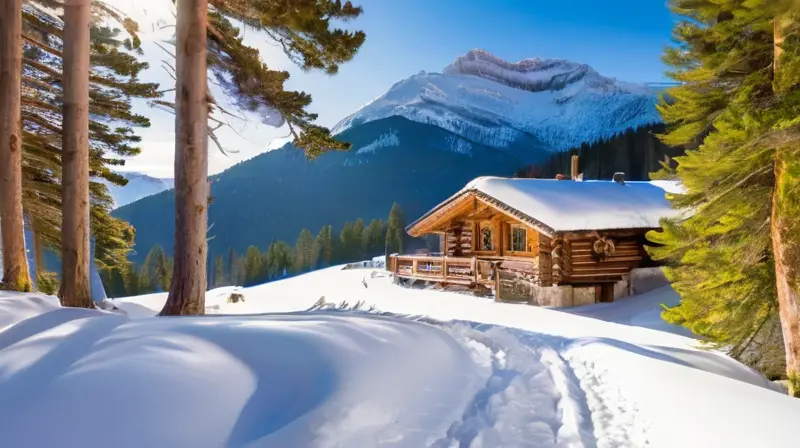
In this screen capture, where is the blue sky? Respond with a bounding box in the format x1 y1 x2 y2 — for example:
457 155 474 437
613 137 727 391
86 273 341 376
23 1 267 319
301 0 675 126
112 0 676 176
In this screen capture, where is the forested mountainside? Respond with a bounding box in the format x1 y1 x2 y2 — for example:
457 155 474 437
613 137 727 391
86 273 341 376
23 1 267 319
517 124 681 180
114 116 548 264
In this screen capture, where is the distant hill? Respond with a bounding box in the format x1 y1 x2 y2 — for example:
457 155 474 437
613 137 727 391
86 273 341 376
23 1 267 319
101 172 174 209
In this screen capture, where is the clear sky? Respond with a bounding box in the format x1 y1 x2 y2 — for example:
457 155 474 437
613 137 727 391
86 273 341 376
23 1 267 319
110 0 676 177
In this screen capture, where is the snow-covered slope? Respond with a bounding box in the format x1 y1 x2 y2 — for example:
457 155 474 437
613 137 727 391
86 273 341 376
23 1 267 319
3 268 798 447
101 172 174 208
333 49 662 151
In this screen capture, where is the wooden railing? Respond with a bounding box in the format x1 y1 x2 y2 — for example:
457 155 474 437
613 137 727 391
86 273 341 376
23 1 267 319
388 254 477 284
387 254 536 288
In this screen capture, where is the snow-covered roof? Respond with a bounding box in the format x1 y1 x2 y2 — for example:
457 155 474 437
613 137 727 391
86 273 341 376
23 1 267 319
408 176 683 235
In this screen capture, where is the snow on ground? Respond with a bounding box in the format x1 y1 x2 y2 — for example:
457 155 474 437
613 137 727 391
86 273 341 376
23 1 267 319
2 266 800 447
0 293 485 447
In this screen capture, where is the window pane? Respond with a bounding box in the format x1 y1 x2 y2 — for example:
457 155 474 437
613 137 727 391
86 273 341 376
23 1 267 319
512 227 526 251
481 226 493 251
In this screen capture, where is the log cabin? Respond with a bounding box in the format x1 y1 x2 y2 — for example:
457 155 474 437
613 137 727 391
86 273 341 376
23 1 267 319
388 165 682 307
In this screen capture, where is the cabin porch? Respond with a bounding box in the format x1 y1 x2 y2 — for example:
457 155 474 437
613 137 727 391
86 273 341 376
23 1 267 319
387 254 509 287
386 253 632 307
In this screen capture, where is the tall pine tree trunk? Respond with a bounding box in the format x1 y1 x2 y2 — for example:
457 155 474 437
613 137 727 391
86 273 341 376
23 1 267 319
59 0 93 308
772 13 800 396
159 0 208 316
0 0 32 292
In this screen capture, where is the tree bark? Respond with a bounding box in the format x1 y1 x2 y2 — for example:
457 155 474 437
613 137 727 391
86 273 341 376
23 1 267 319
772 13 800 396
0 0 32 292
159 0 208 316
59 0 93 308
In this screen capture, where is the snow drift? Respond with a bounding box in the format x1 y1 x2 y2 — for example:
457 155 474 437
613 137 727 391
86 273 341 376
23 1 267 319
2 268 800 447
0 294 484 447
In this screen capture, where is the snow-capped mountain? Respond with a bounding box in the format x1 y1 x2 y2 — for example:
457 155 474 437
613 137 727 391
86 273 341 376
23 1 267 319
117 51 678 265
102 172 174 209
333 49 661 152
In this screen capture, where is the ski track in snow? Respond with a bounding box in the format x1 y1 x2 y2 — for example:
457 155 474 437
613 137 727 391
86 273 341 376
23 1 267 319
562 347 649 448
423 321 649 448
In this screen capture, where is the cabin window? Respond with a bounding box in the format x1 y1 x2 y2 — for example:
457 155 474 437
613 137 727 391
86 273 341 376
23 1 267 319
480 225 494 251
511 226 527 252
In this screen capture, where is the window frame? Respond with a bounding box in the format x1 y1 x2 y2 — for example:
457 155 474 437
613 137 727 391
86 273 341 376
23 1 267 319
478 221 495 252
510 225 527 252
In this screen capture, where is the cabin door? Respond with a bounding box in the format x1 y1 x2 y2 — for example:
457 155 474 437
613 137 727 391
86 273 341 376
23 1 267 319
596 284 614 303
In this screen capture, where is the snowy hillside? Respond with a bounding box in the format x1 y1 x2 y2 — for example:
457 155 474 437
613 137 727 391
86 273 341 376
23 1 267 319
1 267 799 447
333 49 662 152
100 171 174 208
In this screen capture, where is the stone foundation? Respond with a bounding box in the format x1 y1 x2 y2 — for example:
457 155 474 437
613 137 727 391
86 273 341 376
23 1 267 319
530 284 596 308
630 267 669 295
399 266 671 308
526 270 663 308
613 275 632 301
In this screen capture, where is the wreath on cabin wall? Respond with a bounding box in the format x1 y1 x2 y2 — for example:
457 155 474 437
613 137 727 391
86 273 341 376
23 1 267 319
592 236 616 261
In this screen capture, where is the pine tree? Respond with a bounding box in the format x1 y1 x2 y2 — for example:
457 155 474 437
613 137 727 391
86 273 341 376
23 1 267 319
226 248 236 284
363 219 384 257
361 221 373 258
140 245 171 293
159 0 209 315
59 0 94 309
99 267 126 298
315 225 333 268
214 254 225 288
136 264 153 294
206 3 365 157
243 245 262 286
122 262 139 297
263 241 294 280
352 218 366 261
386 202 405 258
231 256 247 286
159 1 365 315
294 229 316 273
339 221 358 262
20 6 159 292
0 0 32 292
769 5 800 393
648 0 800 386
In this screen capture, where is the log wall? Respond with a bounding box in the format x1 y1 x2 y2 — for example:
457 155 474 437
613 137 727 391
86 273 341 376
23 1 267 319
564 234 645 284
445 221 474 257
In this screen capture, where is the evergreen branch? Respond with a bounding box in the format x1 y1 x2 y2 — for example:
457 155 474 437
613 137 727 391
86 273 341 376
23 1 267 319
22 74 59 94
23 57 62 79
696 166 771 214
153 40 177 60
22 96 60 114
730 303 775 359
22 111 62 135
22 32 63 58
22 8 63 37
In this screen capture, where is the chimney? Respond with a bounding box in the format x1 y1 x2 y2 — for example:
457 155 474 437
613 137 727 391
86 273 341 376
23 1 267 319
613 172 625 185
570 155 579 180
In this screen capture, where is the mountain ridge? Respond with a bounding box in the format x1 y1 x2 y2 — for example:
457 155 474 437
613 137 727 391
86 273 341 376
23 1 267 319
332 49 662 151
101 172 174 209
